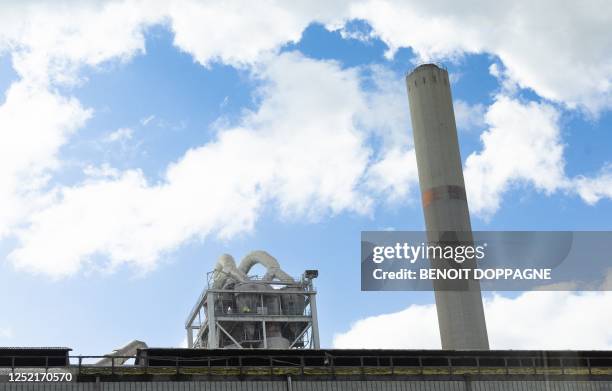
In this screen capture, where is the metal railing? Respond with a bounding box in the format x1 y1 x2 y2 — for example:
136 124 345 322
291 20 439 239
407 62 448 75
2 352 612 378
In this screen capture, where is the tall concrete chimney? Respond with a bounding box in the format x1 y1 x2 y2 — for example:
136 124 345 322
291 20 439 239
406 64 489 350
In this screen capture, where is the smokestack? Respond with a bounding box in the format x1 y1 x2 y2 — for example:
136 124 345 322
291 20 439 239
406 64 489 350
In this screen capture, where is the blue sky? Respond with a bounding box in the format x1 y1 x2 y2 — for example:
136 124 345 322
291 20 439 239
1 1 612 354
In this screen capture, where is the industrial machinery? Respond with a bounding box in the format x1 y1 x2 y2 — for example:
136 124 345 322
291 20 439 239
185 251 320 349
406 63 489 350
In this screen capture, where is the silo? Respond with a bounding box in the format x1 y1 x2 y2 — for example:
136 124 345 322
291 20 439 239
406 64 489 350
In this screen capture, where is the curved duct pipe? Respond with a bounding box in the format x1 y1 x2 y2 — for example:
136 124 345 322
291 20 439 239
212 253 248 289
96 340 147 366
238 250 295 283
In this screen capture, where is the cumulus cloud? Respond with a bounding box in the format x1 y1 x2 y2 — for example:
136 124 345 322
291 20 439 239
0 1 162 87
0 81 91 238
2 1 612 111
366 148 418 203
462 94 612 217
0 0 421 278
454 99 485 132
0 1 344 83
464 95 567 217
334 301 440 349
8 52 416 277
348 0 612 114
358 65 413 149
574 164 612 205
334 291 612 350
166 1 339 67
1 0 611 277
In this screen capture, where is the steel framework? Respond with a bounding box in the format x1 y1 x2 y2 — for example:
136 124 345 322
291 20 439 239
185 264 320 349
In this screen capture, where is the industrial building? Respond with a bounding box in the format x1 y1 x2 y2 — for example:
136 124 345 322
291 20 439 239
2 247 611 389
185 251 320 350
1 64 610 390
2 347 612 389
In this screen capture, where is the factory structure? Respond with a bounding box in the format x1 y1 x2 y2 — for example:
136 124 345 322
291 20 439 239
1 64 611 390
180 63 488 353
185 251 320 350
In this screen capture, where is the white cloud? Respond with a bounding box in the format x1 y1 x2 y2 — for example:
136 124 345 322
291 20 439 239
166 1 316 67
359 65 419 203
82 164 121 179
0 81 91 238
334 291 612 350
0 1 344 84
2 1 612 112
140 115 155 126
105 127 133 143
348 0 612 114
8 52 413 277
358 65 413 149
334 302 440 349
0 1 163 86
488 63 520 96
462 94 612 217
1 1 611 276
454 99 485 131
574 164 612 205
366 148 418 203
464 95 567 217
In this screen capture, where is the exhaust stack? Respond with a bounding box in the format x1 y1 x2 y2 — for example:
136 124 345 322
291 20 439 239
406 64 489 350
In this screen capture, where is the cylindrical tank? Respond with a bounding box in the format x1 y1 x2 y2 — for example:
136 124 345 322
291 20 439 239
280 287 306 316
264 290 281 315
233 282 268 345
262 323 290 348
235 282 268 314
406 64 489 350
264 336 290 349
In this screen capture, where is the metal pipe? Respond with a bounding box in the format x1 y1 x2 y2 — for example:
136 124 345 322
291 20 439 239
212 254 248 289
95 340 147 366
238 250 295 282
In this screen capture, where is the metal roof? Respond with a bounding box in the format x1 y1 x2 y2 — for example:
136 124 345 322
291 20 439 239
0 347 70 367
0 347 71 350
